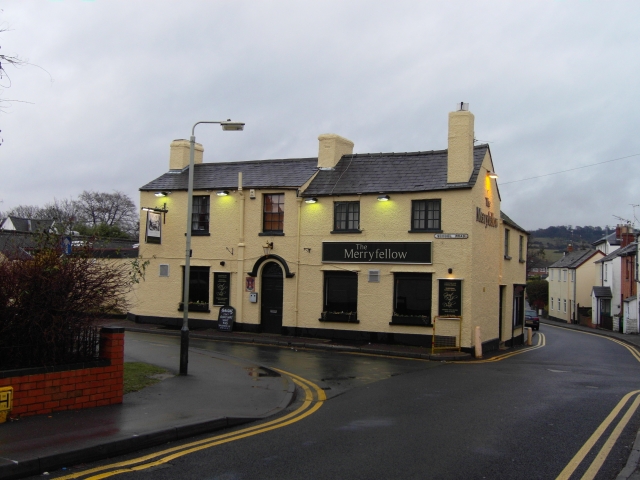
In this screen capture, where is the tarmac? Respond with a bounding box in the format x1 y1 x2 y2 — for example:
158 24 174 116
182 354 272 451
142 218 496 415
1 317 640 479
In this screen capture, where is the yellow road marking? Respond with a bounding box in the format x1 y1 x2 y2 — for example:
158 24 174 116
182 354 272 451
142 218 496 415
55 370 324 480
556 390 640 480
581 393 640 480
469 333 546 363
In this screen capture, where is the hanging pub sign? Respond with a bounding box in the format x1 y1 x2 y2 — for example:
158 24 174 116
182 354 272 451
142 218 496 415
145 211 162 244
322 242 432 264
217 306 236 332
213 272 231 306
438 279 462 316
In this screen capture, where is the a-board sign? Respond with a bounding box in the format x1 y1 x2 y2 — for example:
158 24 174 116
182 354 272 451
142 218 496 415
438 279 462 316
213 272 231 306
218 306 236 332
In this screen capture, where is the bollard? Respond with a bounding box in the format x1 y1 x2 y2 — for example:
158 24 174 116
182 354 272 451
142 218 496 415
474 326 482 359
525 327 532 346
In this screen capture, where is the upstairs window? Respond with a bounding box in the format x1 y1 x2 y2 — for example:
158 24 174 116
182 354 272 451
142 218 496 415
263 194 285 233
504 229 511 259
192 195 210 234
333 202 360 232
411 199 441 231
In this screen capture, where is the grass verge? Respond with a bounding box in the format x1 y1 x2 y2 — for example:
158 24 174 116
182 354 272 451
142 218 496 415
124 362 170 394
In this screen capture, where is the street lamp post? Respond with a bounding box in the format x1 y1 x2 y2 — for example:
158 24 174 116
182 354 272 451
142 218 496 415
180 119 245 376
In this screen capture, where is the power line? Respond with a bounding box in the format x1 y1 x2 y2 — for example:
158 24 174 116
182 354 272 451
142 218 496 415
500 153 640 186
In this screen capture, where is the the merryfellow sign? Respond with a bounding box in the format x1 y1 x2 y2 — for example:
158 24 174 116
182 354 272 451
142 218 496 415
322 242 431 264
475 207 498 228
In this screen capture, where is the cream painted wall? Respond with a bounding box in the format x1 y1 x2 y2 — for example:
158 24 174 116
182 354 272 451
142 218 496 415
133 150 527 349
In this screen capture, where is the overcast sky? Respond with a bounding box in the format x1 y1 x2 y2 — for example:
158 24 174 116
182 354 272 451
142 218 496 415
1 1 638 230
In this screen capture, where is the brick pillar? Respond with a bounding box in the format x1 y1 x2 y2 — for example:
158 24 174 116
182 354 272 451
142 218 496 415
100 326 125 404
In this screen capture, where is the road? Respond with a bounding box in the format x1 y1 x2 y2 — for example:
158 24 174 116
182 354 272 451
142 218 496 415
51 325 640 479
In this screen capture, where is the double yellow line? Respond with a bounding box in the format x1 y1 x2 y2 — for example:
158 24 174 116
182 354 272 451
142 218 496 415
56 369 325 480
557 390 640 480
471 332 546 363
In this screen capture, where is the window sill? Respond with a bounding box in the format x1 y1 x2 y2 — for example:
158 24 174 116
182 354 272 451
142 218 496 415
390 315 432 326
519 259 526 263
190 231 210 236
504 255 512 260
330 230 362 234
319 312 359 323
408 229 443 234
178 303 210 313
259 232 285 236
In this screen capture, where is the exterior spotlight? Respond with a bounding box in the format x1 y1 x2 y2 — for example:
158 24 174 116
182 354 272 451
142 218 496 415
487 172 498 179
217 190 230 196
155 191 170 197
377 195 390 202
305 197 318 204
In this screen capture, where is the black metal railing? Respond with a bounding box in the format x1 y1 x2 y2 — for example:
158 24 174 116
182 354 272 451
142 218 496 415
0 325 100 370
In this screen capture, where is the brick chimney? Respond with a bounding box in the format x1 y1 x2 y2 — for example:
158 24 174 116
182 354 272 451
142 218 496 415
567 243 574 253
317 134 354 169
447 105 475 184
620 224 635 247
170 139 204 170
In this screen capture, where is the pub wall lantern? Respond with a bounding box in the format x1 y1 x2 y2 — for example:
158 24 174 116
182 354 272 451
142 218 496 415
263 241 274 256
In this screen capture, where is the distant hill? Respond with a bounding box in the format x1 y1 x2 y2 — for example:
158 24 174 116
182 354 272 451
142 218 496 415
528 225 607 264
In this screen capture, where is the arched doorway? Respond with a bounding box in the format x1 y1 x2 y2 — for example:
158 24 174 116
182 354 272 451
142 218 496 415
261 262 283 334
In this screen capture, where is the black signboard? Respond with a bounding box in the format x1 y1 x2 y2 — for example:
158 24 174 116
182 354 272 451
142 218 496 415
322 242 432 264
218 306 236 332
438 279 462 316
213 272 231 306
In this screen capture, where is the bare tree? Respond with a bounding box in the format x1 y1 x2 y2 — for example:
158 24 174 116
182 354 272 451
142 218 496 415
3 204 42 219
75 190 138 236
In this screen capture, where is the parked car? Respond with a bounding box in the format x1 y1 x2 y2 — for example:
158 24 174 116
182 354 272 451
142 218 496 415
525 309 540 331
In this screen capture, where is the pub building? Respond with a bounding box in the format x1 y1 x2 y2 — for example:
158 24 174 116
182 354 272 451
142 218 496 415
131 106 528 352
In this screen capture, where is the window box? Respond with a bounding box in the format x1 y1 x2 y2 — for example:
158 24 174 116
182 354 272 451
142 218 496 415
320 311 359 323
390 315 431 326
178 302 210 313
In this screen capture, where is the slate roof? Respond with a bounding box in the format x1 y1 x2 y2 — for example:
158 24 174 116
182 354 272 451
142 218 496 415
549 249 601 269
1 216 55 233
592 286 612 298
302 145 489 196
140 158 319 191
595 242 637 263
501 211 528 234
592 232 621 247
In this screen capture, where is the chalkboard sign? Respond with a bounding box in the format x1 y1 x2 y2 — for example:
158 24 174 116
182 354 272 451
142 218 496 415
438 279 462 317
213 272 231 306
218 306 236 332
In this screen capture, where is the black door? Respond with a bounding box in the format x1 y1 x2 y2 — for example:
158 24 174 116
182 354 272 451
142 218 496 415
261 262 283 334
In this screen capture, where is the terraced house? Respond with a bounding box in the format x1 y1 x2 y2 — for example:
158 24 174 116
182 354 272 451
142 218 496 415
130 106 528 353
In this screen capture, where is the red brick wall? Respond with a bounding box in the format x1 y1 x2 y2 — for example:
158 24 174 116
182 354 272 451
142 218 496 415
0 327 124 418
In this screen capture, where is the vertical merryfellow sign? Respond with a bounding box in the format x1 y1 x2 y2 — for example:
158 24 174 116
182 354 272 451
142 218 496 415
439 279 462 316
213 272 231 306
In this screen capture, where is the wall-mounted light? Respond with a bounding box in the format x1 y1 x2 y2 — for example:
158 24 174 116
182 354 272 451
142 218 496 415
263 241 274 256
304 247 312 253
448 268 453 274
155 191 171 197
377 195 390 202
305 197 318 204
487 171 498 179
217 190 230 196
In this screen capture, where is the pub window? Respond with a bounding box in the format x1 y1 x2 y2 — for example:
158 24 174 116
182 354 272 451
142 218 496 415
180 266 210 309
323 271 357 314
411 199 441 231
393 273 432 319
263 194 285 233
192 195 210 234
519 235 524 262
333 202 360 232
504 229 511 259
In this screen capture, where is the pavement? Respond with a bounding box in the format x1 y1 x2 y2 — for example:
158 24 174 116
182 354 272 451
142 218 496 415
2 317 640 479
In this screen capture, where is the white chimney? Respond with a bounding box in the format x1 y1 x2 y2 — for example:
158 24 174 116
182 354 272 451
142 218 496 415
169 139 204 170
317 134 354 169
447 106 475 183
